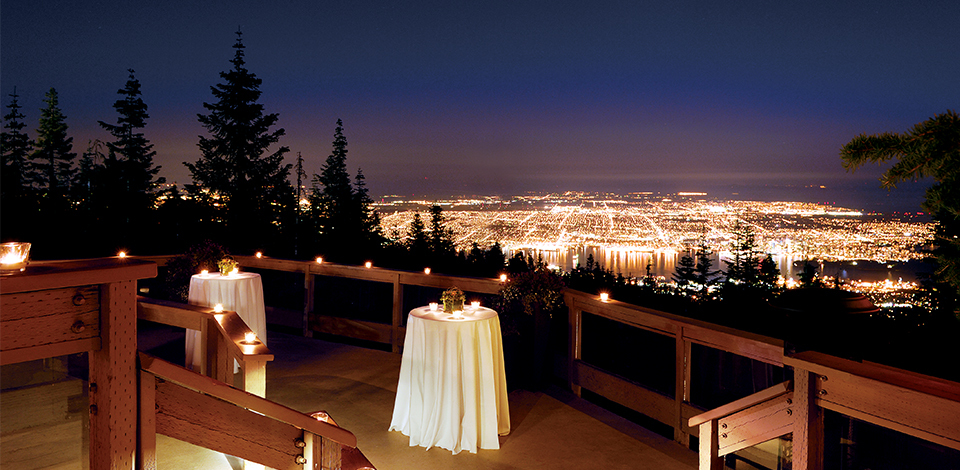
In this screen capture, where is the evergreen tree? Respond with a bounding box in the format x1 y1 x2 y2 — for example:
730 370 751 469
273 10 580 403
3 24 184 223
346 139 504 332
405 212 429 259
841 110 960 299
694 235 720 293
186 29 292 252
353 167 383 248
723 220 762 288
95 70 166 249
758 254 781 292
0 89 34 241
672 252 697 290
98 70 165 209
30 88 76 200
428 204 455 255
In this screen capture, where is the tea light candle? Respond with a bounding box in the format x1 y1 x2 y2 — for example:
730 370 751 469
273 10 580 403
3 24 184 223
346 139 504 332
244 332 258 344
365 261 372 268
229 267 239 276
214 303 224 313
499 274 508 282
471 301 480 310
316 257 323 264
453 310 463 319
255 251 263 258
429 302 438 311
600 293 610 302
201 269 209 275
0 242 30 273
424 267 431 274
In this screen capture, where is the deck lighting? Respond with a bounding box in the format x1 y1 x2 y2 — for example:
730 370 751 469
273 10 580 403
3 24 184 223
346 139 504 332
118 251 127 258
424 267 431 274
0 242 30 274
499 274 508 282
365 261 372 268
241 332 260 345
600 293 610 302
214 303 224 313
316 257 323 264
255 251 263 259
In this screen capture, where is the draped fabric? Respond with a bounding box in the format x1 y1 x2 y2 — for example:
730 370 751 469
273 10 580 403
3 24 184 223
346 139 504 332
185 272 267 371
390 307 510 454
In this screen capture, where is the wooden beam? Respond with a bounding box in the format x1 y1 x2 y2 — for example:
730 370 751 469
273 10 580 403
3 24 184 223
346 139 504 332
574 361 676 427
698 419 723 470
792 369 823 470
137 296 209 330
90 280 139 470
139 353 356 447
138 371 158 470
392 274 403 354
154 378 303 470
717 391 793 456
0 258 156 294
0 337 100 366
689 381 791 427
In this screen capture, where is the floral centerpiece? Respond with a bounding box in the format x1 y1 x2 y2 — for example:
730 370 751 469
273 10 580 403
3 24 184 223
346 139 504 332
218 256 238 276
440 286 465 313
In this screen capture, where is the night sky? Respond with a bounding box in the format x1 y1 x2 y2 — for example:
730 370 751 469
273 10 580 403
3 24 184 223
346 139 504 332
3 1 958 211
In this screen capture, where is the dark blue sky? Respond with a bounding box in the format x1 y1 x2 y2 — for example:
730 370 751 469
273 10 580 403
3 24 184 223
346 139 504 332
3 0 958 210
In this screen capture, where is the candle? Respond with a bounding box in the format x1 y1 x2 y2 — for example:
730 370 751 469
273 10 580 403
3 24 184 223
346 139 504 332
255 251 263 258
214 303 224 313
600 293 610 302
0 242 30 273
117 251 127 258
424 267 431 274
201 269 209 275
230 267 239 276
316 257 323 264
453 310 463 319
244 332 258 343
365 261 372 268
499 274 508 282
471 301 480 310
429 302 438 311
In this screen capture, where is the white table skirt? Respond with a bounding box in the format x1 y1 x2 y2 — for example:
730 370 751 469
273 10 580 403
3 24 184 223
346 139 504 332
389 306 510 454
185 272 267 371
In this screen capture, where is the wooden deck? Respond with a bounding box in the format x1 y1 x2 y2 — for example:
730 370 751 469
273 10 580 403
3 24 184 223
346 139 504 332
142 326 699 470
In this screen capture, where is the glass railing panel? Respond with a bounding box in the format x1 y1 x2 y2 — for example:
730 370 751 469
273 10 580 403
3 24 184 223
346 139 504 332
581 312 676 396
689 342 788 410
725 435 792 470
823 409 960 470
1 353 90 470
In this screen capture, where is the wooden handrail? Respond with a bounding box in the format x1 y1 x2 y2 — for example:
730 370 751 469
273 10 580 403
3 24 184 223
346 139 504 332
139 352 357 448
688 380 792 428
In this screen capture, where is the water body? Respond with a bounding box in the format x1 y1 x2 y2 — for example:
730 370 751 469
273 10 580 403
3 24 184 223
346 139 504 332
510 247 930 283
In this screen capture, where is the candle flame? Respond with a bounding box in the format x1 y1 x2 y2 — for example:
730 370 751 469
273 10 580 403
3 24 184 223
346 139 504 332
244 332 257 343
214 303 224 313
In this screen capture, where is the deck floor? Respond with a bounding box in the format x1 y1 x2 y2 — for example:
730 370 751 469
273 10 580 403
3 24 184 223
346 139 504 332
145 328 699 470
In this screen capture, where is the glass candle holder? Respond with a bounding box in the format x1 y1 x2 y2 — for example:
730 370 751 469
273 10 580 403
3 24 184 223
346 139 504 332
0 242 31 274
428 302 438 311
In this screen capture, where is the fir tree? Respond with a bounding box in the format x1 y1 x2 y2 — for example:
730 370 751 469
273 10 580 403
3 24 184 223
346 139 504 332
841 110 960 300
30 88 76 199
428 204 455 255
673 252 697 290
187 29 292 252
1 88 35 240
405 212 429 259
97 70 165 210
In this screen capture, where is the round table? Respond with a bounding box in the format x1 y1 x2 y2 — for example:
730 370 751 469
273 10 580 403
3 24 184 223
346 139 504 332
185 272 267 372
389 306 510 454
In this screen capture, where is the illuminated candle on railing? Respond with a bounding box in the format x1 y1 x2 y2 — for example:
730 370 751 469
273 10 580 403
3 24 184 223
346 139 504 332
255 251 263 259
244 332 258 344
424 267 431 274
600 292 610 302
500 274 508 282
316 256 323 264
365 261 372 268
214 303 224 313
0 242 31 274
118 251 127 258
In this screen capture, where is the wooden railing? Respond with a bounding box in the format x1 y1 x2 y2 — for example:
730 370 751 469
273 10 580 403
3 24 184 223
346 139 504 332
137 254 960 469
139 352 359 470
137 296 273 396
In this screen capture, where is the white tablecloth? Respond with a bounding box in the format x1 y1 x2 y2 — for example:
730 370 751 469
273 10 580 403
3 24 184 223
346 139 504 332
185 272 267 371
389 306 510 454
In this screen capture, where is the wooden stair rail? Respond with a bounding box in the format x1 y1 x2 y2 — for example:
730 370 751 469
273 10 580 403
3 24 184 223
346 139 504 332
688 381 794 470
137 296 273 396
139 352 357 470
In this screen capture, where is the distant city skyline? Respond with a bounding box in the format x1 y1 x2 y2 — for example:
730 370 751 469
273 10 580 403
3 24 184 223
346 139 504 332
3 1 957 210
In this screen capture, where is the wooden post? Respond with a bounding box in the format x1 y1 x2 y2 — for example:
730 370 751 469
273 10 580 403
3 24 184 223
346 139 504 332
137 370 157 470
793 368 824 470
244 359 267 398
674 328 688 445
90 280 138 470
568 300 582 397
303 269 315 337
698 419 723 470
392 274 403 354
